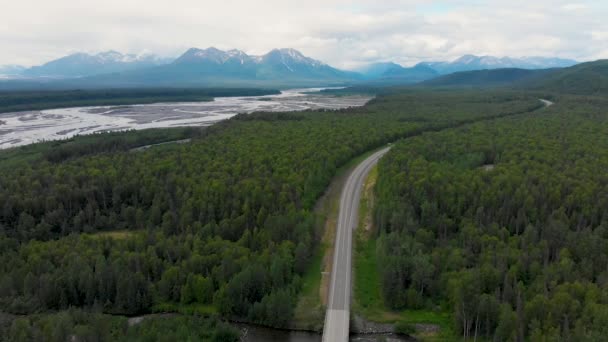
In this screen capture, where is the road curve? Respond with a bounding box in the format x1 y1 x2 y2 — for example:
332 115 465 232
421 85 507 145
322 146 391 342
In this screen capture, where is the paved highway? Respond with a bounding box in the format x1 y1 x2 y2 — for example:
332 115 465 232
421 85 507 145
540 99 554 107
322 147 391 342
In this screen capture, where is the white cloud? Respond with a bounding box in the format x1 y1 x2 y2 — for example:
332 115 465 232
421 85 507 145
0 0 606 68
561 3 588 11
591 31 608 41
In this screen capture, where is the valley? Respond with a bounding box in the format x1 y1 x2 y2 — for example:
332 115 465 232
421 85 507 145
0 88 371 148
1 5 607 340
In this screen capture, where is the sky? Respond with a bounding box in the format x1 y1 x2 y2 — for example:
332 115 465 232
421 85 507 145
1 0 607 69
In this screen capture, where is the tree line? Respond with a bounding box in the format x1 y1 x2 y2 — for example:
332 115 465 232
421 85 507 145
0 88 279 114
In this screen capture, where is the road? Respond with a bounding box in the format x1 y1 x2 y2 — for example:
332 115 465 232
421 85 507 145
322 146 391 342
540 99 554 107
129 139 191 152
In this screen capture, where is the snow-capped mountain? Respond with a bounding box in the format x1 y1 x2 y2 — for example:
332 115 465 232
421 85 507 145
3 48 581 89
167 47 352 81
420 55 578 74
22 51 172 78
260 48 324 69
176 48 333 71
44 47 358 88
256 48 346 79
175 47 253 65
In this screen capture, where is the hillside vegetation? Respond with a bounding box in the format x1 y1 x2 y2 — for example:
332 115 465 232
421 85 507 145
374 95 608 340
418 59 608 97
524 60 608 95
419 68 550 88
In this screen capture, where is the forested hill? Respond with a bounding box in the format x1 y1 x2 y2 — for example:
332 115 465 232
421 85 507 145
418 59 608 96
0 91 540 337
522 59 608 95
418 68 551 88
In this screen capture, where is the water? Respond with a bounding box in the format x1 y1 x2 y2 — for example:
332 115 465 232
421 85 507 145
235 324 322 342
125 314 412 342
0 88 372 149
234 323 414 342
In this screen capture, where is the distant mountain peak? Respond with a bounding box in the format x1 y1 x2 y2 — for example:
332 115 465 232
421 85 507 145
97 50 122 58
455 54 480 64
96 50 141 63
183 47 201 54
177 47 253 65
266 48 304 58
424 54 578 74
175 47 327 71
227 49 247 56
275 48 306 59
191 47 223 57
22 50 170 78
262 48 324 70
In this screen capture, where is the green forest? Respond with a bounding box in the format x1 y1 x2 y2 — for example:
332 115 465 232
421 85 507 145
1 310 239 342
0 90 542 340
0 88 279 114
374 95 608 340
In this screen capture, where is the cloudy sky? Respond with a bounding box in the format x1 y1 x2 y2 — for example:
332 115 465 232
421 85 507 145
1 0 607 69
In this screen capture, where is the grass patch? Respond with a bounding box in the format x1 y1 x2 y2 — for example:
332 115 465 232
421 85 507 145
353 229 386 318
353 165 386 319
292 245 325 330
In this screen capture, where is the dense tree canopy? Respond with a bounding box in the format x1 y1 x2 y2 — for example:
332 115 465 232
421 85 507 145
0 90 540 331
374 95 608 340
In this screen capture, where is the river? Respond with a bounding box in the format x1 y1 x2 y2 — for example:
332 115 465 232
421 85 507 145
0 88 372 149
234 323 413 342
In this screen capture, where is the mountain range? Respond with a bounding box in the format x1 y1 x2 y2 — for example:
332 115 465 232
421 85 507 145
0 49 581 88
419 55 577 74
0 48 356 88
358 55 578 84
166 47 354 81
